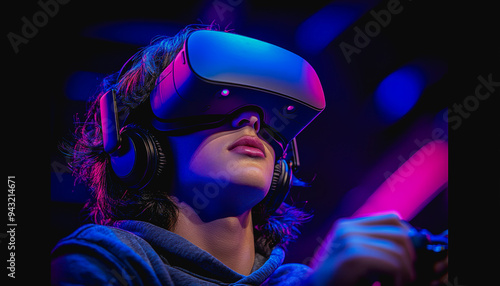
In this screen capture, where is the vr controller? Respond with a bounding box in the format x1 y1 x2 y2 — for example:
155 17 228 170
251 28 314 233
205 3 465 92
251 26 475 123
409 226 448 283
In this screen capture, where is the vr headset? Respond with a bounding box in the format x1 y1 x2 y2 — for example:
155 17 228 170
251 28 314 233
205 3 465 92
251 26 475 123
101 29 325 191
149 30 326 158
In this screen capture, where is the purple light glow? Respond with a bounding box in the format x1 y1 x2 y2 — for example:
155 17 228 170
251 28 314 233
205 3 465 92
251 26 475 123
374 65 426 123
353 140 448 220
374 58 447 124
221 89 230 96
295 1 374 54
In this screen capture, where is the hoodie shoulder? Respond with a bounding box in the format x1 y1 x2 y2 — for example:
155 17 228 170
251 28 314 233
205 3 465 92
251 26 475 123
51 224 168 285
54 224 151 253
264 263 313 286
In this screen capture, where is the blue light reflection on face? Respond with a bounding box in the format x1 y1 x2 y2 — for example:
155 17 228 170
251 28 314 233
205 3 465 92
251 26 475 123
374 65 427 123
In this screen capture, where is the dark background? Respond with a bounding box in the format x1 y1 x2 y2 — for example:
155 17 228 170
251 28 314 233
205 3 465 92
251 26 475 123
4 0 499 284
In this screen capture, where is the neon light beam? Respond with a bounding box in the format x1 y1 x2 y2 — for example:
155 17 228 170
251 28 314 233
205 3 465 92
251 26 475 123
353 140 448 220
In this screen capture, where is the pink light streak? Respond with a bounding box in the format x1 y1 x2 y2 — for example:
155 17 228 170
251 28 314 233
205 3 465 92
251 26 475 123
354 140 448 220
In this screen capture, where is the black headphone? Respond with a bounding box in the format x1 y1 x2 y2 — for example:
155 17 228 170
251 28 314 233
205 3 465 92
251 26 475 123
100 89 294 214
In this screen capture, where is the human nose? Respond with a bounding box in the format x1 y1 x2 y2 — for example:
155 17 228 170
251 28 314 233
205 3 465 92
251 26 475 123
231 110 261 132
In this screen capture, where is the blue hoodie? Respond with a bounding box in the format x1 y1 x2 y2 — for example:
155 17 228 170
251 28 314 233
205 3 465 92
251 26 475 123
51 220 312 285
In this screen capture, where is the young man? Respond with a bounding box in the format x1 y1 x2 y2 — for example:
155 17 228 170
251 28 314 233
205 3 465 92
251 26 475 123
51 25 447 285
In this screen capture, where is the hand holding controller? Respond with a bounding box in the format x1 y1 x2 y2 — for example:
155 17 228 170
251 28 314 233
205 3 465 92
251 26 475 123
307 214 448 286
408 226 448 285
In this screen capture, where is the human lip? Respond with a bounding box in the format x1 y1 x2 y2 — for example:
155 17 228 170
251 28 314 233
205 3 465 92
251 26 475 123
228 135 266 158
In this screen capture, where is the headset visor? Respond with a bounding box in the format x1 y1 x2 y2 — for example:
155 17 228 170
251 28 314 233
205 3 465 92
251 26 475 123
150 30 326 157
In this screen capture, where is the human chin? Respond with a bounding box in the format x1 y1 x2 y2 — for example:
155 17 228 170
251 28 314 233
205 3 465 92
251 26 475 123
189 133 275 194
222 154 274 193
179 146 271 219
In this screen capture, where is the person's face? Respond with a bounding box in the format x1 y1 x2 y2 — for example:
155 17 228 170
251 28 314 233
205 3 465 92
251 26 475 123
166 109 276 221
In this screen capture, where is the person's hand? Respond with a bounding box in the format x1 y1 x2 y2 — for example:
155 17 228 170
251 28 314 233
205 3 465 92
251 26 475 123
307 213 416 286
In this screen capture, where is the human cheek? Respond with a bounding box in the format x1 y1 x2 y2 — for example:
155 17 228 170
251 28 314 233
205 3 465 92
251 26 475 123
188 136 229 176
263 140 275 162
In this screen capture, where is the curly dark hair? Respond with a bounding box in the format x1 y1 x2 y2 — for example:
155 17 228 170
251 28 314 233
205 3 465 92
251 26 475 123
61 24 312 255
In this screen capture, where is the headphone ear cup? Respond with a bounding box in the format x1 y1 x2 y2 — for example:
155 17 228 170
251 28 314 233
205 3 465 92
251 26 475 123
264 159 292 216
149 130 167 178
269 160 284 193
109 125 166 190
